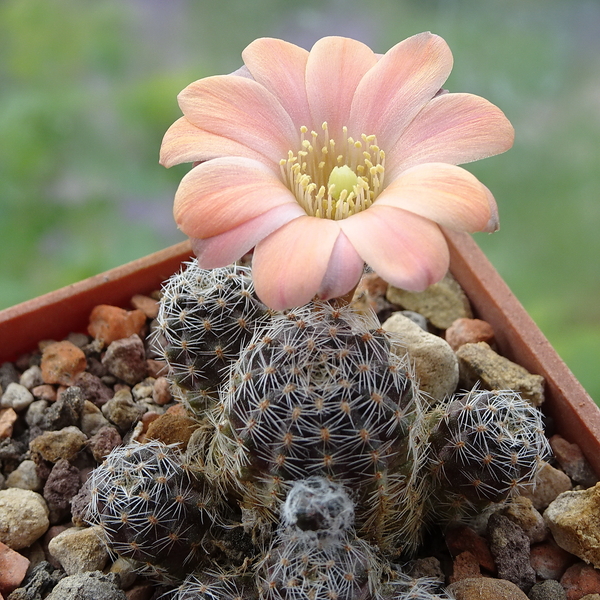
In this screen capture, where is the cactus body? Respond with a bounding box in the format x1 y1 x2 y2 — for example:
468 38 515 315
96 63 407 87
209 302 427 552
154 262 272 413
426 388 551 521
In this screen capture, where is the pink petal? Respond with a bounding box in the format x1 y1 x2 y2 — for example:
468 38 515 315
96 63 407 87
483 185 499 233
159 117 272 168
316 231 365 301
386 92 515 179
252 217 343 310
305 37 377 139
242 38 312 128
177 75 298 165
375 163 494 232
339 205 449 291
349 32 453 149
173 157 298 239
190 203 305 268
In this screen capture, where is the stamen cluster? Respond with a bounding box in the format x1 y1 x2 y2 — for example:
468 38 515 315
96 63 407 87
279 123 385 220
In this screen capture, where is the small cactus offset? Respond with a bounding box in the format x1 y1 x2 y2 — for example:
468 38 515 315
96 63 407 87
154 262 272 413
86 440 254 582
256 477 383 600
425 388 551 521
208 301 428 552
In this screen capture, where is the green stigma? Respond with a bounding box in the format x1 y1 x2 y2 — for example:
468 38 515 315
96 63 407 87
328 165 359 200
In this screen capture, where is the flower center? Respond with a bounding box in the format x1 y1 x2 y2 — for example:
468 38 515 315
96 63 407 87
279 122 385 220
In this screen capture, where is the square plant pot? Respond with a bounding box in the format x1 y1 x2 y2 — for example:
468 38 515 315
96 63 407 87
1 231 598 474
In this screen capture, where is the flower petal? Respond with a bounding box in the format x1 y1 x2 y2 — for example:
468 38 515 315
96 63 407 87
242 38 311 128
252 217 343 309
386 92 515 179
349 32 453 149
177 75 298 165
339 205 449 291
173 157 298 239
375 163 494 232
305 37 377 138
159 117 271 168
316 231 365 301
190 203 305 268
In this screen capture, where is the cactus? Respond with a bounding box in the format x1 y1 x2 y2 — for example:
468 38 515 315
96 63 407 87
256 477 382 600
86 440 255 581
153 262 273 413
207 301 429 553
425 388 551 522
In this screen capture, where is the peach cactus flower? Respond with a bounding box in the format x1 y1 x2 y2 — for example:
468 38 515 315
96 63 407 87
160 33 514 310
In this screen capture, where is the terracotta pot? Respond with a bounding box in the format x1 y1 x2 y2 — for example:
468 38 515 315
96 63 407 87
1 232 598 473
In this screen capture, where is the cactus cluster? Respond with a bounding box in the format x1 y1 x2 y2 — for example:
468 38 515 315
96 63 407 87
85 260 551 600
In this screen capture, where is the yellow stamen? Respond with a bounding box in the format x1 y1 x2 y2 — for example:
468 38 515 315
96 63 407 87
279 122 385 221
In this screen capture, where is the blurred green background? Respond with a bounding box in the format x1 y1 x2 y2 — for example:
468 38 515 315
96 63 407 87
1 0 599 401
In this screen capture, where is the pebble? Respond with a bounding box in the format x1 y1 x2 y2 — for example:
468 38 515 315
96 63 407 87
43 459 81 525
544 483 600 568
444 523 496 573
29 426 87 463
109 556 138 590
523 462 573 510
146 359 167 379
48 526 109 575
19 366 44 390
501 496 548 544
560 562 600 600
88 304 147 346
31 384 57 402
42 386 85 431
73 372 114 407
445 317 495 350
530 539 577 580
0 540 30 596
446 577 529 599
80 400 111 437
6 560 65 600
487 513 536 591
456 341 545 406
88 425 122 462
0 488 49 550
40 342 87 386
101 388 146 433
0 408 18 439
1 383 34 412
44 570 126 600
130 294 159 319
386 272 473 329
152 376 172 405
550 434 598 488
449 550 482 583
406 556 445 581
102 335 148 386
5 460 43 492
382 312 459 402
528 579 567 600
132 378 155 401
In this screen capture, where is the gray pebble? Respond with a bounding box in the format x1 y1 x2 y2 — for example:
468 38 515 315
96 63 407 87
101 388 146 433
102 334 148 386
1 382 35 411
19 365 44 390
44 570 125 600
5 459 44 492
528 579 567 600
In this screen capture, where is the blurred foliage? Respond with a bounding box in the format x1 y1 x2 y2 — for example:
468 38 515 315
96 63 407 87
0 0 599 401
